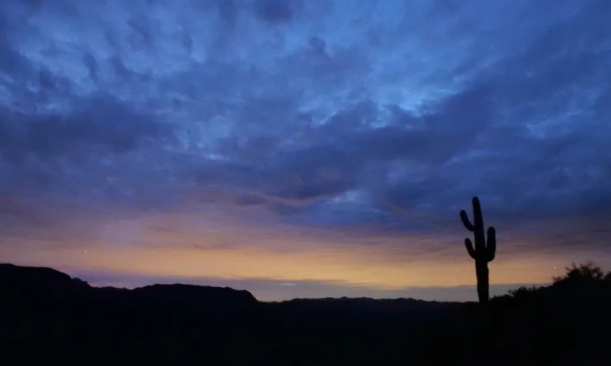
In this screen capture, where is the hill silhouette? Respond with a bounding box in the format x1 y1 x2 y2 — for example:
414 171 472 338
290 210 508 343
1 263 611 365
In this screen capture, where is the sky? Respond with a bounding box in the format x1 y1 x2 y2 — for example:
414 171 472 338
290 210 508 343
0 0 610 302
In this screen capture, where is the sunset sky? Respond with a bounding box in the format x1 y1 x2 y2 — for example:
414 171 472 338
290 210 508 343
0 0 610 301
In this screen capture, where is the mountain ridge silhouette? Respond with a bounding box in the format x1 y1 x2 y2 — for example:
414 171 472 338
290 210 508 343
0 263 258 308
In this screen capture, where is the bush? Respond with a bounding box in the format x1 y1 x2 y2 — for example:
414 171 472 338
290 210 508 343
553 262 605 283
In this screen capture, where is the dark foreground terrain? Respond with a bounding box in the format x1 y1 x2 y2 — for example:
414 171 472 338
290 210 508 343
1 263 610 365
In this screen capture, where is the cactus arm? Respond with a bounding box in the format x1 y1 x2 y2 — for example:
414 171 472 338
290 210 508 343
460 210 475 231
464 238 476 259
486 227 496 262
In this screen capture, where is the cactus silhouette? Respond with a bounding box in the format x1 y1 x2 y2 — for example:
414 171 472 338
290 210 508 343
460 196 496 305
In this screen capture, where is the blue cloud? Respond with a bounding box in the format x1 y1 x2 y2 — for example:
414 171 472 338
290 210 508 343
0 0 610 238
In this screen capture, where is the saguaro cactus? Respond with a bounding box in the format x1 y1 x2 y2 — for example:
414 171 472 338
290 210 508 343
460 197 496 305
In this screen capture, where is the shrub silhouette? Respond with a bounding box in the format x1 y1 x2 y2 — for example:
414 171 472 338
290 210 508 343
551 262 611 294
553 262 605 283
509 262 611 300
460 196 496 305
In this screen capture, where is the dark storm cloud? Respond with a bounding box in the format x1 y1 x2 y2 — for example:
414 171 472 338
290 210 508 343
253 0 302 24
82 52 99 82
0 0 610 238
0 95 173 161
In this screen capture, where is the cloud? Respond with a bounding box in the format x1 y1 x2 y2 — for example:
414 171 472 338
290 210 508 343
253 0 302 24
0 95 173 160
0 1 608 215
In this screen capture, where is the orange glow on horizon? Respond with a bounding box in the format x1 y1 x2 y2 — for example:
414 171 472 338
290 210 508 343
1 207 609 299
